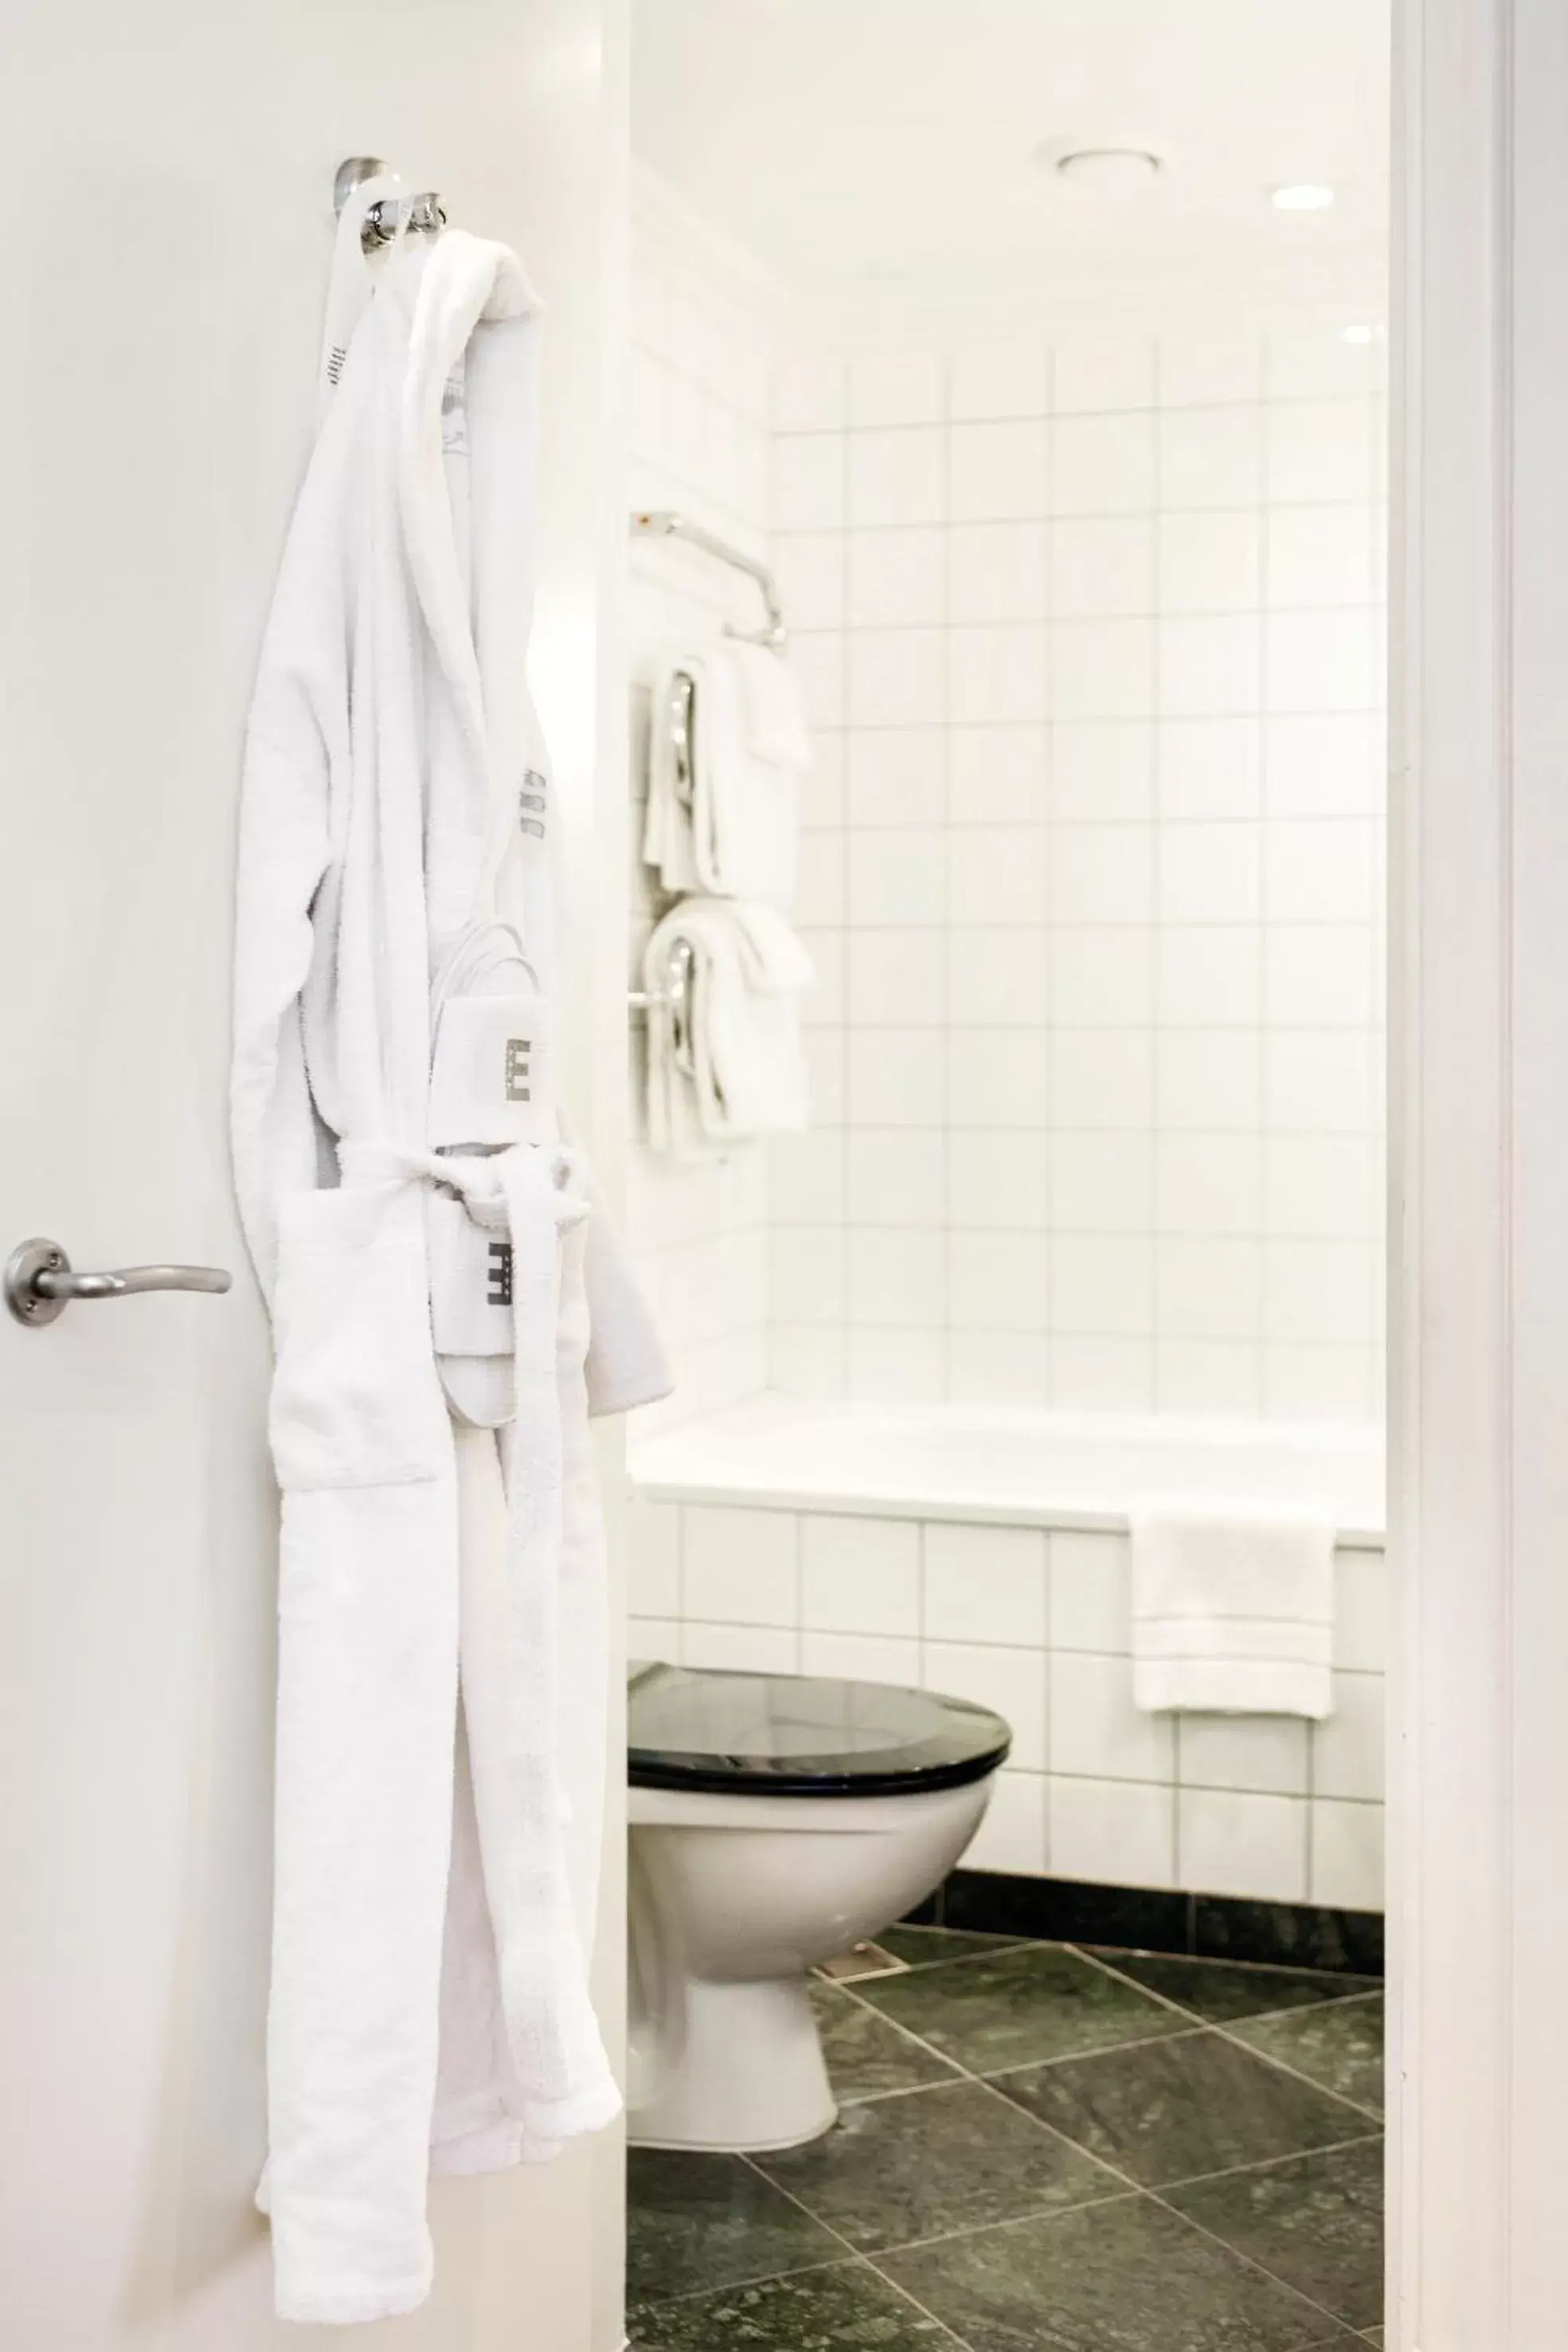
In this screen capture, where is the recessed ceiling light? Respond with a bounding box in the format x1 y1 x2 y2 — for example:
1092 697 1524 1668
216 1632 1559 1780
1272 182 1335 212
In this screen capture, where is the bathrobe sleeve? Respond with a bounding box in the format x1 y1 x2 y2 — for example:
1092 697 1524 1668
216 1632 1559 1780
230 407 358 1303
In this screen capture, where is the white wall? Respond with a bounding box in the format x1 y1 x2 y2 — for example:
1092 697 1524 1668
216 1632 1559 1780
630 1494 1385 1911
771 323 1388 1423
0 5 628 2346
624 183 778 1426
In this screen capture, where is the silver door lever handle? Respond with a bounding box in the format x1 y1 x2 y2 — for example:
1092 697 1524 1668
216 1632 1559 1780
5 1236 233 1328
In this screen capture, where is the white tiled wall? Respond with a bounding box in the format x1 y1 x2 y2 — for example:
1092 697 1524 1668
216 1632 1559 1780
630 1494 1386 1912
768 324 1387 1425
624 205 778 1425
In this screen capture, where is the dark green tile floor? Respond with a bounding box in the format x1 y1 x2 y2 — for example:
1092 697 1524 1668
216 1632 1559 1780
628 1927 1385 2350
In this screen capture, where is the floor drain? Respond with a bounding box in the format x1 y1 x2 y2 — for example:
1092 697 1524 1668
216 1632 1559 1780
813 1940 909 1984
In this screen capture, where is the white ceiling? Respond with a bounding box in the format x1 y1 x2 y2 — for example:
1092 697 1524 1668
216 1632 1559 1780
631 0 1389 316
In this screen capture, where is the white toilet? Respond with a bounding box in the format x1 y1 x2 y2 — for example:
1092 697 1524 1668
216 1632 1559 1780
625 1661 1011 2153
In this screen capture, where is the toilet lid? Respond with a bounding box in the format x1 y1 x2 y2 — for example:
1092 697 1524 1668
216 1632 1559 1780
628 1661 1012 1797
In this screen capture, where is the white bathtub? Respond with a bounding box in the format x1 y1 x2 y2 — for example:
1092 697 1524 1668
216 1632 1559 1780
629 1394 1386 1547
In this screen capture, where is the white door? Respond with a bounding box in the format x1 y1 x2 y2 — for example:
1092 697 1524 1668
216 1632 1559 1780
0 5 628 2346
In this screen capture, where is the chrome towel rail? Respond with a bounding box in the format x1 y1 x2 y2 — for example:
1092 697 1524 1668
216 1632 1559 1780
629 510 787 648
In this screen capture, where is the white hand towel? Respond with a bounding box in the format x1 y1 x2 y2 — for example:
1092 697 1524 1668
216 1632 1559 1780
643 896 814 1157
1130 1505 1335 1718
643 644 811 910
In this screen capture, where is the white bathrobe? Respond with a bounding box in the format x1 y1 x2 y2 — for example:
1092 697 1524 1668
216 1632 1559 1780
232 192 667 2326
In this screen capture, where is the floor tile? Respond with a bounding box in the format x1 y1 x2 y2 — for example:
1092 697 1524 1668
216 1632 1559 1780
1361 2332 1385 2346
754 2076 1120 2253
1089 1948 1378 2025
877 1923 1021 1967
811 1983 964 2102
858 1942 1187 2073
627 2150 842 2305
1166 2137 1384 2332
882 2191 1359 2350
992 2029 1374 2187
628 2259 953 2350
1232 1996 1384 2117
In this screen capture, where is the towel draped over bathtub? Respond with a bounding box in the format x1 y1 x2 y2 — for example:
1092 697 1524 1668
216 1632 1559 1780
1129 1505 1336 1718
231 182 668 2324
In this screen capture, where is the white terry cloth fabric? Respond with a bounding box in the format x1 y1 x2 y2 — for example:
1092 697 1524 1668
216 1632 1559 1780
643 896 814 1157
232 190 669 2327
643 641 811 910
1129 1505 1336 1719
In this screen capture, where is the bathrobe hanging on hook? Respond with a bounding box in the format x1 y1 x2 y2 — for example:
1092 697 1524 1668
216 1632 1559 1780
231 178 669 2326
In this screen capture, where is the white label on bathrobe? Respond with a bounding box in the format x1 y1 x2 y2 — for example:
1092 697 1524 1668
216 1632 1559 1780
428 992 556 1147
427 1192 512 1356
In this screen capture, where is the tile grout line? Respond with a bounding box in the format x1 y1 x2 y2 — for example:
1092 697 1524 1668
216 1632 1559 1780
825 1952 1382 2330
735 2150 981 2352
1068 1942 1386 2125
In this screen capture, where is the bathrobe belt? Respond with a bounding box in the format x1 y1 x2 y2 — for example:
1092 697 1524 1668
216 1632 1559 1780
338 1135 620 2135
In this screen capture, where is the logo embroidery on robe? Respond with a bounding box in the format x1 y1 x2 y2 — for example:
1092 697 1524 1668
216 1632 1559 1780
519 769 547 840
504 1039 532 1102
487 1241 513 1309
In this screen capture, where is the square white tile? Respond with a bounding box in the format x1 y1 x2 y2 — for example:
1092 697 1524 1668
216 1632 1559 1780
1158 405 1263 509
849 426 947 527
682 1503 799 1627
923 1641 1048 1771
1051 1029 1153 1128
968 1770 1050 1875
1049 929 1154 1028
1052 722 1154 820
1179 1787 1308 1901
682 1622 800 1674
1312 1671 1385 1802
923 1521 1050 1647
799 1630 922 1684
950 338 1051 421
847 827 947 926
950 419 1050 521
628 1494 681 1618
775 356 847 432
949 1030 1051 1128
847 527 948 628
1156 927 1261 1026
1051 619 1155 720
847 1029 945 1128
848 628 947 728
950 1129 1051 1230
1050 824 1154 925
1265 398 1373 503
1158 510 1262 615
848 726 948 828
847 1127 946 1229
1156 1030 1261 1131
1054 337 1155 413
1158 615 1262 718
1052 412 1155 515
848 928 946 1026
949 925 1052 1026
1050 1131 1153 1233
1049 1530 1132 1653
1156 1236 1263 1340
773 432 845 530
1050 1235 1155 1336
1179 1713 1309 1798
949 725 1050 824
1050 1776 1177 1889
950 522 1051 622
801 1513 921 1636
848 349 946 429
947 623 1049 726
948 1231 1051 1333
1053 516 1155 616
1309 1797 1384 1909
847 1227 945 1327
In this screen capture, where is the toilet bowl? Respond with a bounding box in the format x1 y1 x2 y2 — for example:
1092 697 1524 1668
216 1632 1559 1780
626 1661 1011 2154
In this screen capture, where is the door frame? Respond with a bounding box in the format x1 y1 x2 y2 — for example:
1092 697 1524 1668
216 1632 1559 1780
1390 0 1568 2342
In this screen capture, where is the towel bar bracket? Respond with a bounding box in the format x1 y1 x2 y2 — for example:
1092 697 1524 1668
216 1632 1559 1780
629 510 787 648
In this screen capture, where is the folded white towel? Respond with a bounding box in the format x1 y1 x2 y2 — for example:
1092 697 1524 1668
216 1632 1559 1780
643 644 811 910
643 896 814 1157
1130 1505 1335 1718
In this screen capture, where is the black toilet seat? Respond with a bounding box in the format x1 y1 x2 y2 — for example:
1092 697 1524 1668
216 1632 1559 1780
628 1661 1012 1798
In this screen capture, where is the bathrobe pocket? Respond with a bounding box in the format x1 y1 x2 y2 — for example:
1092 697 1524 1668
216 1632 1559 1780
269 1182 449 1490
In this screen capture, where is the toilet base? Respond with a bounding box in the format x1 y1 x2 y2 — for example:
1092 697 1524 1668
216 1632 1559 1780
627 1974 838 2154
